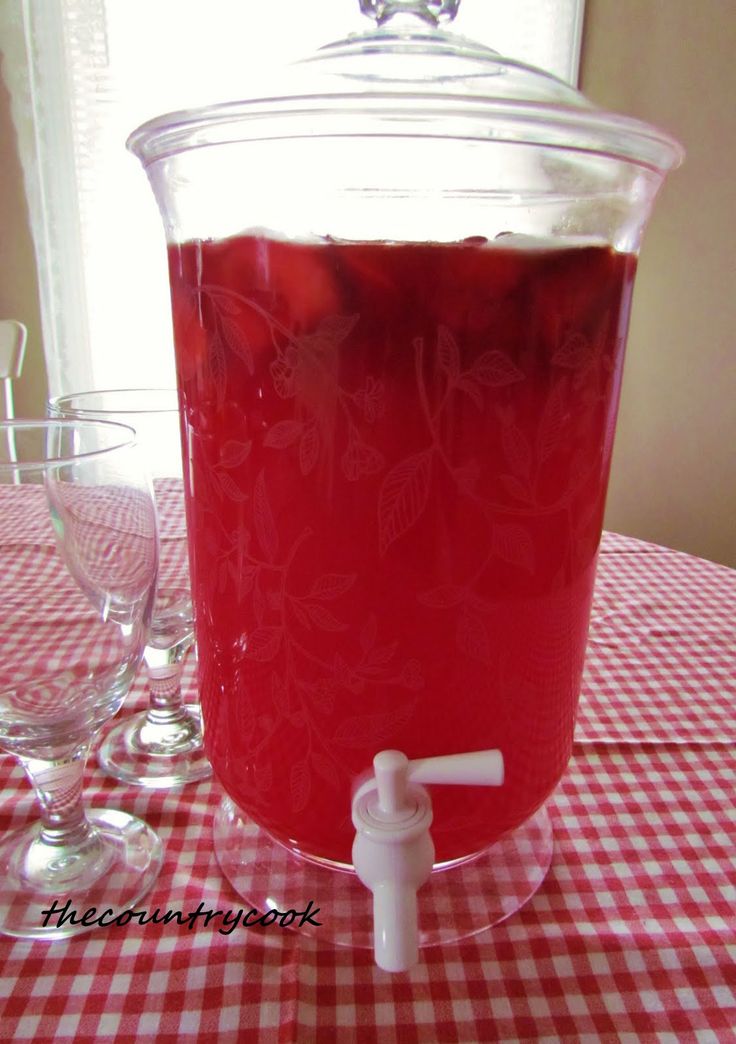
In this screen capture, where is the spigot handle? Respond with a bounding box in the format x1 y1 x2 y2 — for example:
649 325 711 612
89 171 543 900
409 749 504 788
372 748 504 816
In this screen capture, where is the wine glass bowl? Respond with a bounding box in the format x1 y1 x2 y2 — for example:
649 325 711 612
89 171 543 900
0 419 162 939
47 389 210 788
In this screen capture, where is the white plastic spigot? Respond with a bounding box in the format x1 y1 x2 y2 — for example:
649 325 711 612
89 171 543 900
351 748 504 972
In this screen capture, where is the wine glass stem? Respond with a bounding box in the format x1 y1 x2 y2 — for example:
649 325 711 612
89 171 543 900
20 742 93 848
146 664 188 723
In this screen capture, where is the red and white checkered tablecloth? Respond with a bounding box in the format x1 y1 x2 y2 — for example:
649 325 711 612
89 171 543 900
0 513 734 1042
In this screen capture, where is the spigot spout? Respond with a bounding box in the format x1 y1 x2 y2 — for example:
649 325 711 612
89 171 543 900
373 883 419 972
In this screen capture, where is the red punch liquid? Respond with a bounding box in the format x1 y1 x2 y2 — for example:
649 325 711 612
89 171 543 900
168 233 636 865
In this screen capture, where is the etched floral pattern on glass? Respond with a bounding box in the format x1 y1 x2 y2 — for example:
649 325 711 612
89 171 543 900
168 234 636 864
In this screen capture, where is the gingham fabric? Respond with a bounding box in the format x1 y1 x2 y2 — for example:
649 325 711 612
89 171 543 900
0 507 734 1041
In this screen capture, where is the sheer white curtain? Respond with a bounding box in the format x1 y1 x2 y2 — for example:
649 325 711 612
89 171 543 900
0 0 585 397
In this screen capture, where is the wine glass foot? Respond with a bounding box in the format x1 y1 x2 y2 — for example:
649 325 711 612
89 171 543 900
0 808 163 940
98 705 212 788
213 795 553 951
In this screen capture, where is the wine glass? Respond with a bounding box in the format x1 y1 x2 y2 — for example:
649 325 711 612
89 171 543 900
48 389 210 787
0 419 162 939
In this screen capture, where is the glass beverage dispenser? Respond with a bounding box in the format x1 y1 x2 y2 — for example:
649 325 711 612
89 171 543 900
129 0 682 969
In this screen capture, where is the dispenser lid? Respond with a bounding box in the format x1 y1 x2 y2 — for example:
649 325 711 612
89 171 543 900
128 0 683 174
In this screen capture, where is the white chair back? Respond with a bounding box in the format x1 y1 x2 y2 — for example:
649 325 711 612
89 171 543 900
0 321 28 482
0 320 28 420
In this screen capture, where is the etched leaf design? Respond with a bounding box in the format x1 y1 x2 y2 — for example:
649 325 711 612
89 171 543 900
303 602 347 633
312 752 340 790
333 704 414 749
237 562 258 598
254 469 278 561
341 440 384 481
493 523 535 572
290 598 312 630
264 420 304 449
538 381 567 463
437 325 460 379
456 378 484 410
457 612 492 665
312 680 336 715
245 626 282 662
299 422 319 476
209 333 227 402
206 289 240 315
471 351 524 387
362 641 399 671
378 450 432 554
316 313 359 344
270 358 295 399
214 469 248 503
220 315 254 375
309 573 356 601
502 424 532 478
290 760 311 813
355 377 385 423
220 439 252 469
417 585 466 608
552 332 593 370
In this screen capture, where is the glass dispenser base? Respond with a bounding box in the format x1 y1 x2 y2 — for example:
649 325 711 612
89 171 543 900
214 795 553 950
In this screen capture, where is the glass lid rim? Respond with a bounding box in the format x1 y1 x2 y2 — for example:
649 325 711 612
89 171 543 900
127 93 684 174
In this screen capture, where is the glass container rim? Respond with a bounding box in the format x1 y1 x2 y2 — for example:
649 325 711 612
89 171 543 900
0 418 138 474
48 389 180 418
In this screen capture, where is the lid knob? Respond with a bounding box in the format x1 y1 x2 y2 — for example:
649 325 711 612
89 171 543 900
359 0 460 27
